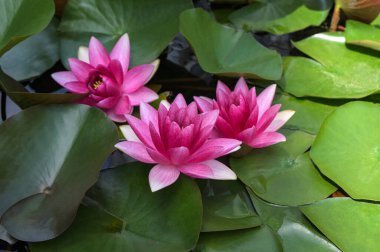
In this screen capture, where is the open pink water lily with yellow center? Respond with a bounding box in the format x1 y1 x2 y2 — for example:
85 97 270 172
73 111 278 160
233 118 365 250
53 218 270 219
115 94 242 192
195 78 295 148
52 33 158 122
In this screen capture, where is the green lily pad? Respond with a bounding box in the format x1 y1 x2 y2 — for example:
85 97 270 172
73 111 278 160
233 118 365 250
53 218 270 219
0 104 118 241
274 93 337 135
345 20 380 51
179 8 282 80
229 0 332 35
250 191 340 252
30 163 202 252
231 131 336 206
280 32 380 98
310 101 380 201
301 198 380 252
0 0 54 56
198 180 262 232
0 69 84 109
59 0 192 68
0 19 59 81
195 226 282 252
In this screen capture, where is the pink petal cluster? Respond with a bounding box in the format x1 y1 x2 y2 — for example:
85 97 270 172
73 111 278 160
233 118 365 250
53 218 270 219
195 78 294 148
52 34 158 122
115 94 241 192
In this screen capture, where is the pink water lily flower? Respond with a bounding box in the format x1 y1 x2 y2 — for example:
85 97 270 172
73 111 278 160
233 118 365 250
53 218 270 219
52 34 158 122
195 78 295 148
115 94 242 192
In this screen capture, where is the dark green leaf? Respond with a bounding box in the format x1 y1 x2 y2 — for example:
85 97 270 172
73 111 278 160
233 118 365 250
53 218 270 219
0 69 83 109
0 19 59 81
310 101 380 201
195 226 282 252
301 198 380 252
231 131 336 206
30 163 202 252
280 33 380 98
179 8 282 80
229 0 332 35
59 0 192 68
0 0 54 56
0 104 118 241
198 180 262 232
250 191 340 252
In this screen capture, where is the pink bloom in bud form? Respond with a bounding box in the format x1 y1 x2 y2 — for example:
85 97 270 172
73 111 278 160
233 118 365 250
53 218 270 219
52 34 159 122
195 78 295 148
115 94 242 192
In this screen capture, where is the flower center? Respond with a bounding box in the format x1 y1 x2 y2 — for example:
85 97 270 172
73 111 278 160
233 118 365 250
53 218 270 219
92 79 103 90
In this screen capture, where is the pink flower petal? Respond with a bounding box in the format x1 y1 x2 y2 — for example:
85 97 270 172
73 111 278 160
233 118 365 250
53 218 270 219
112 95 131 115
266 110 295 132
128 87 158 106
107 112 128 122
63 81 88 94
215 117 235 138
248 132 286 148
149 164 180 192
68 58 93 83
125 115 153 147
237 127 256 143
78 46 89 63
217 80 231 95
257 84 276 120
140 102 158 130
200 110 219 129
123 64 155 93
257 104 281 132
188 138 242 163
178 163 213 179
96 97 118 109
201 160 237 180
51 71 77 85
108 60 124 84
168 146 190 165
149 122 166 154
172 94 187 108
146 147 171 164
119 125 141 142
110 34 130 76
234 77 249 95
115 141 156 163
194 96 214 112
89 37 110 67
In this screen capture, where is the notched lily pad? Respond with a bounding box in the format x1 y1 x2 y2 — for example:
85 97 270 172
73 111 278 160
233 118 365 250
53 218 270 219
30 163 202 252
310 101 380 201
280 32 380 98
231 131 336 206
179 8 282 80
0 104 118 241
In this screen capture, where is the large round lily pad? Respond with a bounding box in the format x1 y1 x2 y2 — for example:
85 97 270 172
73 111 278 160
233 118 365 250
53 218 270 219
0 104 118 241
280 33 380 98
30 163 202 252
179 8 282 80
0 19 59 81
301 198 380 252
231 131 336 206
0 0 54 56
59 0 192 67
229 0 332 35
310 101 380 201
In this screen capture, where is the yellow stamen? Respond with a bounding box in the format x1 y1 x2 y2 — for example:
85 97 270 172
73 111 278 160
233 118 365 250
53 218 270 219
92 80 103 89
